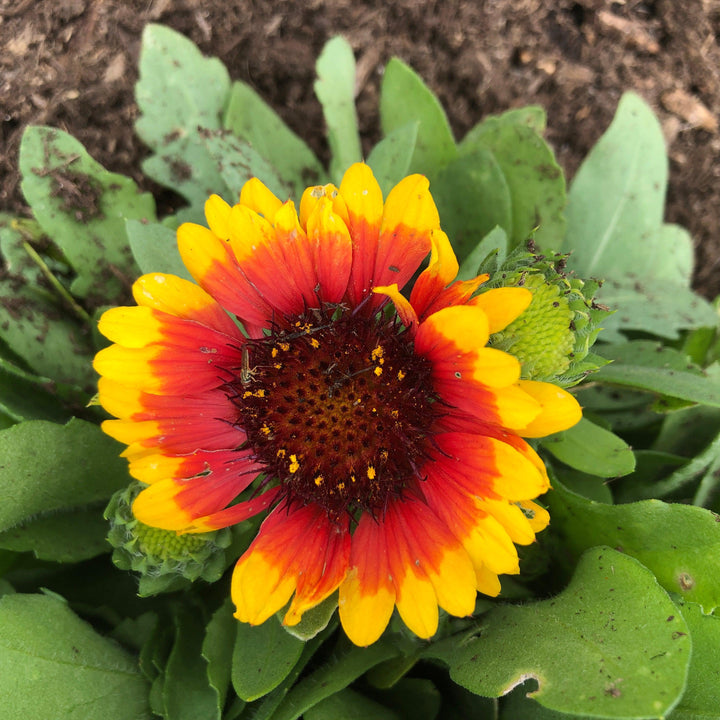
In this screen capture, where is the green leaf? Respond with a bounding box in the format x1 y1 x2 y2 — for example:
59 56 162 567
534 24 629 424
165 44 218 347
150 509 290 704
500 685 575 719
542 417 636 477
280 592 338 641
142 129 291 214
224 81 325 196
546 480 720 609
374 678 442 720
209 130 291 200
19 126 153 304
0 593 151 719
426 547 690 718
135 24 230 148
461 106 548 142
111 612 159 654
460 119 566 251
597 275 717 340
248 622 338 720
314 36 362 183
162 607 219 720
655 224 695 285
553 468 614 503
366 122 419 198
564 92 672 279
0 504 110 562
668 602 720 719
202 599 237 717
305 688 399 720
0 356 73 422
654 404 720 458
594 341 720 408
0 214 46 285
0 278 95 391
366 654 420 690
611 450 687 503
141 132 230 212
232 615 304 701
456 226 508 282
432 148 513 261
0 419 129 533
126 219 192 280
616 425 720 504
269 638 399 720
380 58 457 178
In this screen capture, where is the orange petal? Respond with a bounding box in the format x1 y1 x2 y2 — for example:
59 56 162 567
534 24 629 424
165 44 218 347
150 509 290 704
338 164 383 308
132 464 264 533
232 502 350 625
227 204 309 316
373 283 419 330
408 229 459 318
515 380 583 438
272 201 320 308
177 222 274 327
305 197 353 304
518 499 551 533
434 432 549 502
420 468 521 579
239 177 283 220
339 163 383 228
381 497 476 639
131 273 241 337
415 305 490 357
300 182 349 228
284 512 351 625
339 513 395 647
478 498 537 546
470 287 533 334
373 174 437 296
205 194 232 240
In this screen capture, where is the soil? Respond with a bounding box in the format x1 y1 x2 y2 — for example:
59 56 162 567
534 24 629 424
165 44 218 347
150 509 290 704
2 0 719 295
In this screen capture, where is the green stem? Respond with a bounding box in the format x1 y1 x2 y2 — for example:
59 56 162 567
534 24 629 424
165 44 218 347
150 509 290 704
21 240 92 325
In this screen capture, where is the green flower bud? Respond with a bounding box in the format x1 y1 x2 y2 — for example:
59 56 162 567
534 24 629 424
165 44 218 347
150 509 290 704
105 482 233 595
486 246 609 387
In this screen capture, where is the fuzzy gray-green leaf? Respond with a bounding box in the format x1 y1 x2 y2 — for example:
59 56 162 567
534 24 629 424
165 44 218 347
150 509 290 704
224 81 325 195
135 24 230 148
314 36 362 183
380 58 457 178
564 92 669 279
19 126 153 304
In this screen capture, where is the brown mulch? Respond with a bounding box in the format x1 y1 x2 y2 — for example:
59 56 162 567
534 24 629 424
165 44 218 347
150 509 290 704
2 0 719 295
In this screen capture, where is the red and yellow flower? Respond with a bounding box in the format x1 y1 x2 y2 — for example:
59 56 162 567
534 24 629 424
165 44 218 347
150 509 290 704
94 163 581 646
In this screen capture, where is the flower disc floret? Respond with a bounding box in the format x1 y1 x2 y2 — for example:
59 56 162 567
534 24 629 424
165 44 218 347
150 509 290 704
94 163 582 646
231 309 435 519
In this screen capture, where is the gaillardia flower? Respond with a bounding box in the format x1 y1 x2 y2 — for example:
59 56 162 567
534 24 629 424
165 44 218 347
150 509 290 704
94 163 581 646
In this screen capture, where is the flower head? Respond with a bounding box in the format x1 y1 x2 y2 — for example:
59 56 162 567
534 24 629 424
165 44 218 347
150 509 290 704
105 481 233 594
94 164 581 646
488 249 609 387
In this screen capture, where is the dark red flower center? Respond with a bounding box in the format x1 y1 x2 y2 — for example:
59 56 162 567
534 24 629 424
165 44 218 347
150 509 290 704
228 309 437 520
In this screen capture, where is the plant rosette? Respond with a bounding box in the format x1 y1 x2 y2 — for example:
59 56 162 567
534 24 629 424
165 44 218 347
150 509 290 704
1 24 719 720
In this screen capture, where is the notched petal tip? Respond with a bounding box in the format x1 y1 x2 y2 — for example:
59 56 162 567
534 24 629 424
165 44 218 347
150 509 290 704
239 177 283 220
382 172 439 235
